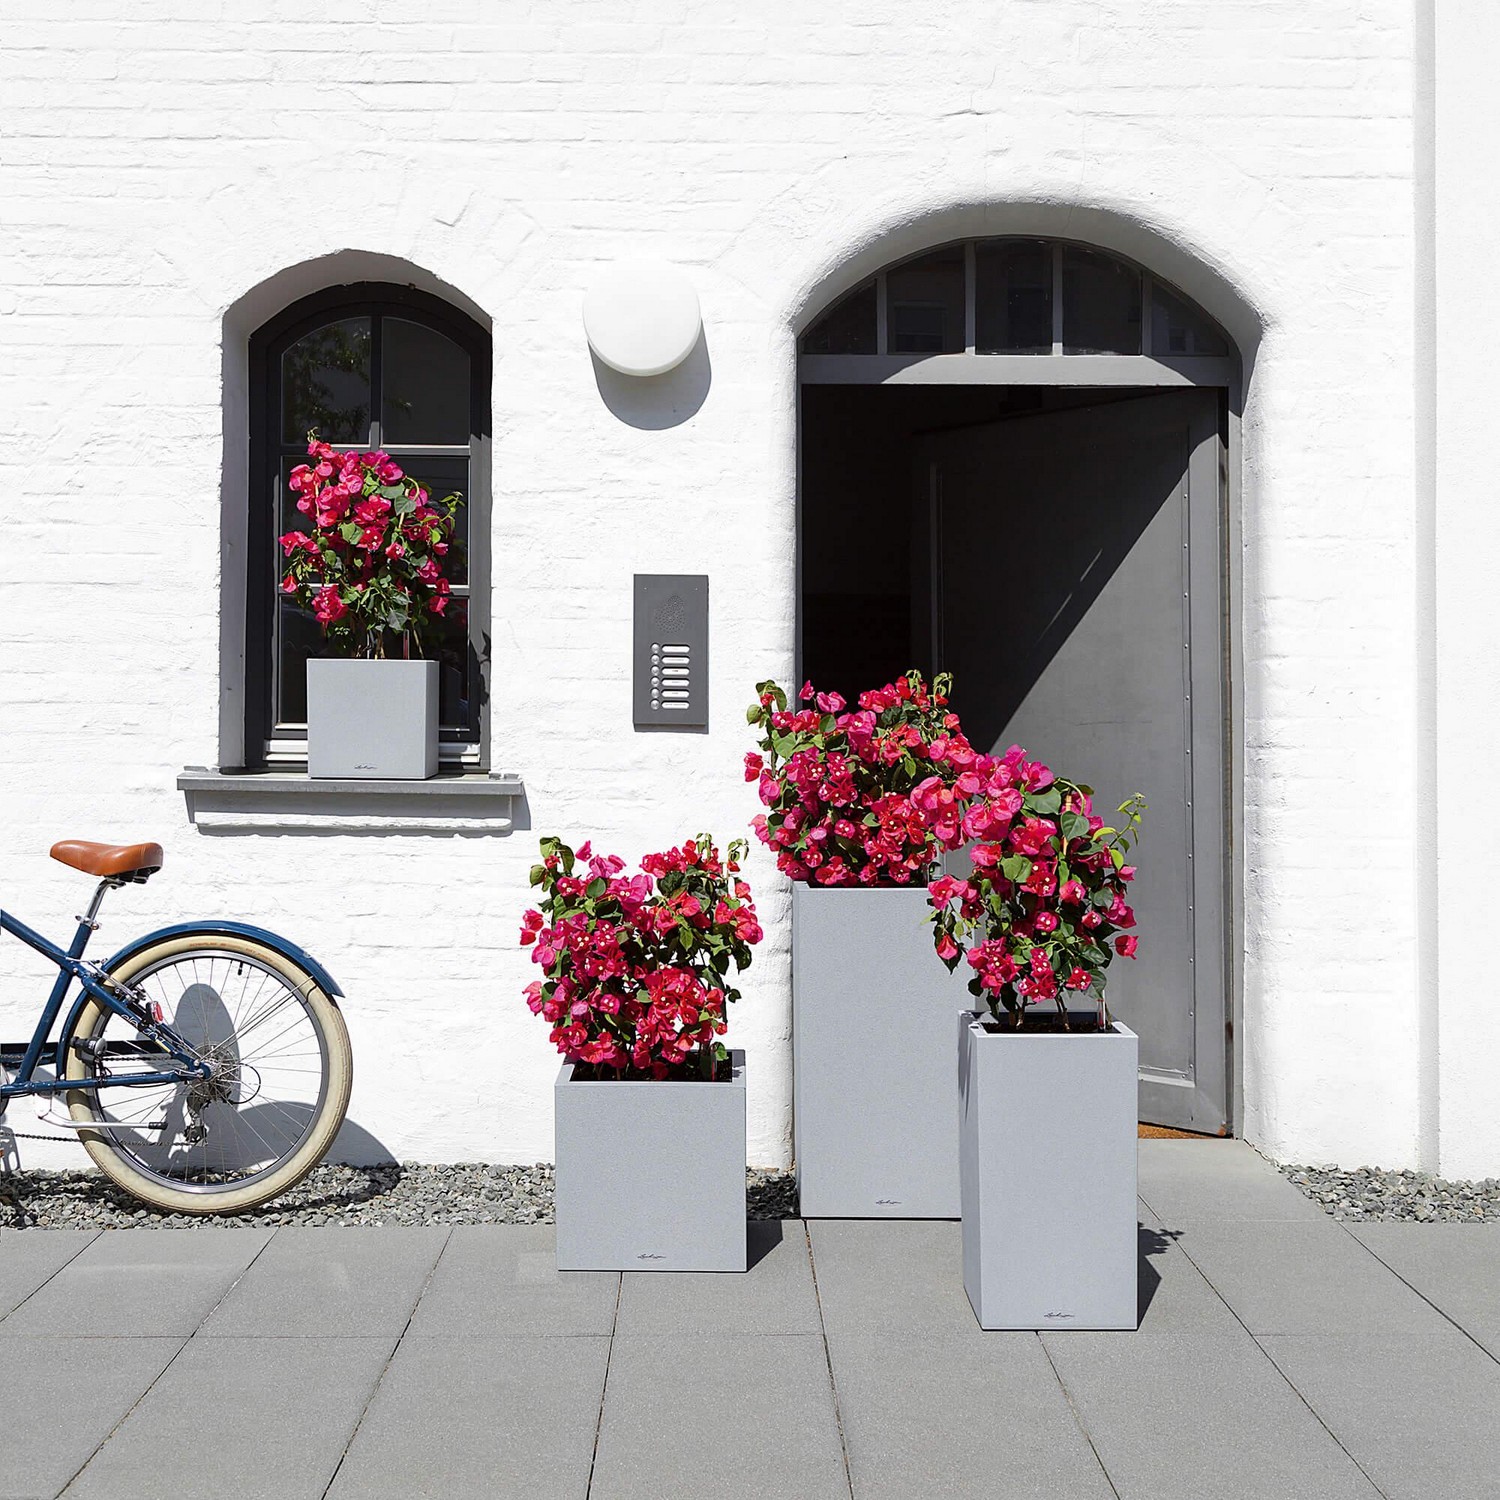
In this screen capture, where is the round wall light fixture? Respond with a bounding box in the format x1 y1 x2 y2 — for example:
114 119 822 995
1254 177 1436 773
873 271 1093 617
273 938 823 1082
583 258 702 377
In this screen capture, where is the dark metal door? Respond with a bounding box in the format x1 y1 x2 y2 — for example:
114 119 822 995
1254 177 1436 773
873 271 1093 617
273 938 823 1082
922 390 1227 1132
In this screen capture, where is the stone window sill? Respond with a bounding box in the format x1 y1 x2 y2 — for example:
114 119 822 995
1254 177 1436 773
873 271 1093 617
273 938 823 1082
177 766 527 834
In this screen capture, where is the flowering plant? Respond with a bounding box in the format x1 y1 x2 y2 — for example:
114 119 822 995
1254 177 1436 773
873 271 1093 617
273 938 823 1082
916 745 1146 1030
745 671 979 886
521 835 763 1079
277 433 460 659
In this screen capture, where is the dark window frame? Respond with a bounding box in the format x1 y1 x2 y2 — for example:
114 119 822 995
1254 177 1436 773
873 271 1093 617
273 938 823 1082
246 283 492 767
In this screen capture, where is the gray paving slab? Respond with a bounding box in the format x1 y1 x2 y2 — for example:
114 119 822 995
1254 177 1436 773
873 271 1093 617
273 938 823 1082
808 1220 980 1339
0 1228 273 1338
63 1335 394 1500
591 1334 848 1500
1173 1220 1447 1335
406 1223 617 1338
1350 1222 1500 1358
1135 1221 1243 1335
1137 1139 1326 1224
201 1225 449 1339
829 1331 1114 1499
615 1220 819 1337
0 1336 181 1500
0 1230 97 1319
328 1335 608 1500
1042 1328 1383 1500
1261 1328 1500 1500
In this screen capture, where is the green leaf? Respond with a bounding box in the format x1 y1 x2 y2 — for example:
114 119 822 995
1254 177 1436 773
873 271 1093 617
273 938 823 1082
1028 789 1062 815
529 864 545 886
1000 854 1032 882
1110 847 1126 870
746 705 762 725
586 877 606 899
339 521 363 544
1060 811 1090 841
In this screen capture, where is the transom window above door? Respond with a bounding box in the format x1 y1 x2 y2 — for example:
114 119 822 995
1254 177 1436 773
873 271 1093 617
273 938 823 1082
248 285 492 766
800 238 1229 368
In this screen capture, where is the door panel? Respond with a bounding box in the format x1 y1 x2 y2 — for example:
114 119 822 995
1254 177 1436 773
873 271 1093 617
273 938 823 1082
922 391 1226 1131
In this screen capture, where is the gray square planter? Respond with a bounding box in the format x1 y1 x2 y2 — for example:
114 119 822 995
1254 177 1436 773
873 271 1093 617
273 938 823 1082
959 1012 1138 1330
305 658 439 780
554 1050 746 1272
792 883 975 1218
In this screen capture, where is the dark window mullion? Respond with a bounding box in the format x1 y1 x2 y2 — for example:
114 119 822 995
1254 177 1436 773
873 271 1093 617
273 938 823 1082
369 313 384 449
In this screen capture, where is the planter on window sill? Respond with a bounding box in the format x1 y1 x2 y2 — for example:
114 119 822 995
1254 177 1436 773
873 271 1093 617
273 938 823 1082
554 1050 747 1273
306 658 438 781
959 1011 1138 1330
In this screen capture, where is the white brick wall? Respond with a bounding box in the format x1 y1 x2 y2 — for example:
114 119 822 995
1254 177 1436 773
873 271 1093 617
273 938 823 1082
0 1 1460 1171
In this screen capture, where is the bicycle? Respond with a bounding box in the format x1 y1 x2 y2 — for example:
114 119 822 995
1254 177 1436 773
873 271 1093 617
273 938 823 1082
0 838 352 1215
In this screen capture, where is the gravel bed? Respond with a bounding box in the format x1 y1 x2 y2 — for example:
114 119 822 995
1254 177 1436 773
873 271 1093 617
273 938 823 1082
1282 1163 1500 1222
0 1163 798 1231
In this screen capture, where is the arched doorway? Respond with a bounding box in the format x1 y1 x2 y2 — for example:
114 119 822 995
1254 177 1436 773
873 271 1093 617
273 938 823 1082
798 237 1232 1133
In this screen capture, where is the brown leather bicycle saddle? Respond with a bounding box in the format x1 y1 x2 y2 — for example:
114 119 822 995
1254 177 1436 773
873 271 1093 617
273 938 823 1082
50 840 165 881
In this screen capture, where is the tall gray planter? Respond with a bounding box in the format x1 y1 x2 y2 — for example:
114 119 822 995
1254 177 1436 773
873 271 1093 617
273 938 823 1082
306 658 439 780
792 884 974 1218
554 1050 746 1272
959 1012 1138 1330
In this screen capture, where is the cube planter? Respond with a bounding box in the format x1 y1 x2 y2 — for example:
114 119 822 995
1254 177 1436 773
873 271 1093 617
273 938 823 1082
959 1012 1138 1330
792 883 975 1218
554 1050 747 1272
305 658 439 780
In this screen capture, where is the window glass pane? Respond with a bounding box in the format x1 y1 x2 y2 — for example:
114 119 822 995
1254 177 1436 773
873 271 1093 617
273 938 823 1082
887 246 965 354
395 455 469 587
975 239 1052 353
427 595 474 733
1061 248 1142 354
381 318 471 444
281 318 371 445
275 597 319 727
1151 283 1229 357
800 281 877 355
278 455 312 537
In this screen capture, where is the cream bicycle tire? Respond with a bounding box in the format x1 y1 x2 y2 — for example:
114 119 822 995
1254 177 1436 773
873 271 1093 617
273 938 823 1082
63 932 352 1216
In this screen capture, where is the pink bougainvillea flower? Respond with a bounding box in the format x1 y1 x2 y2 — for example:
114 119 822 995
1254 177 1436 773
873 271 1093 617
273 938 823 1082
312 585 347 624
1114 934 1139 958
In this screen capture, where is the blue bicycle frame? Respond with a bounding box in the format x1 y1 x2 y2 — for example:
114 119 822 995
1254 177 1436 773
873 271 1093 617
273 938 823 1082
0 883 213 1101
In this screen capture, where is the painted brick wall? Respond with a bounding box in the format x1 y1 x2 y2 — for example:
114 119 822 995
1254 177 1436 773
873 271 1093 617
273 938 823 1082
0 2 1435 1170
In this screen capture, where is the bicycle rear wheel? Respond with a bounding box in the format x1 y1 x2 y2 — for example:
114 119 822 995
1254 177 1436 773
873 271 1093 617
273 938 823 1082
63 932 352 1215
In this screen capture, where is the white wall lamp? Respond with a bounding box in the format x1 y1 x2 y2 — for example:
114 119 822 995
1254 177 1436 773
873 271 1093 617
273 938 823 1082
583 258 702 377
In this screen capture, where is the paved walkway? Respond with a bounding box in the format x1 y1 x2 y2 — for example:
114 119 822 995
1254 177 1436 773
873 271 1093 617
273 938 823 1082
1 1141 1497 1499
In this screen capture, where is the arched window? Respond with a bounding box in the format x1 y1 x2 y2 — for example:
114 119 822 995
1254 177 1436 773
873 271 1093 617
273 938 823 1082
801 237 1229 362
246 284 491 766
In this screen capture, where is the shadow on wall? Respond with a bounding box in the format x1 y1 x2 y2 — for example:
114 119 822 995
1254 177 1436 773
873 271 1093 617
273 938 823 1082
591 329 711 429
327 1114 401 1166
